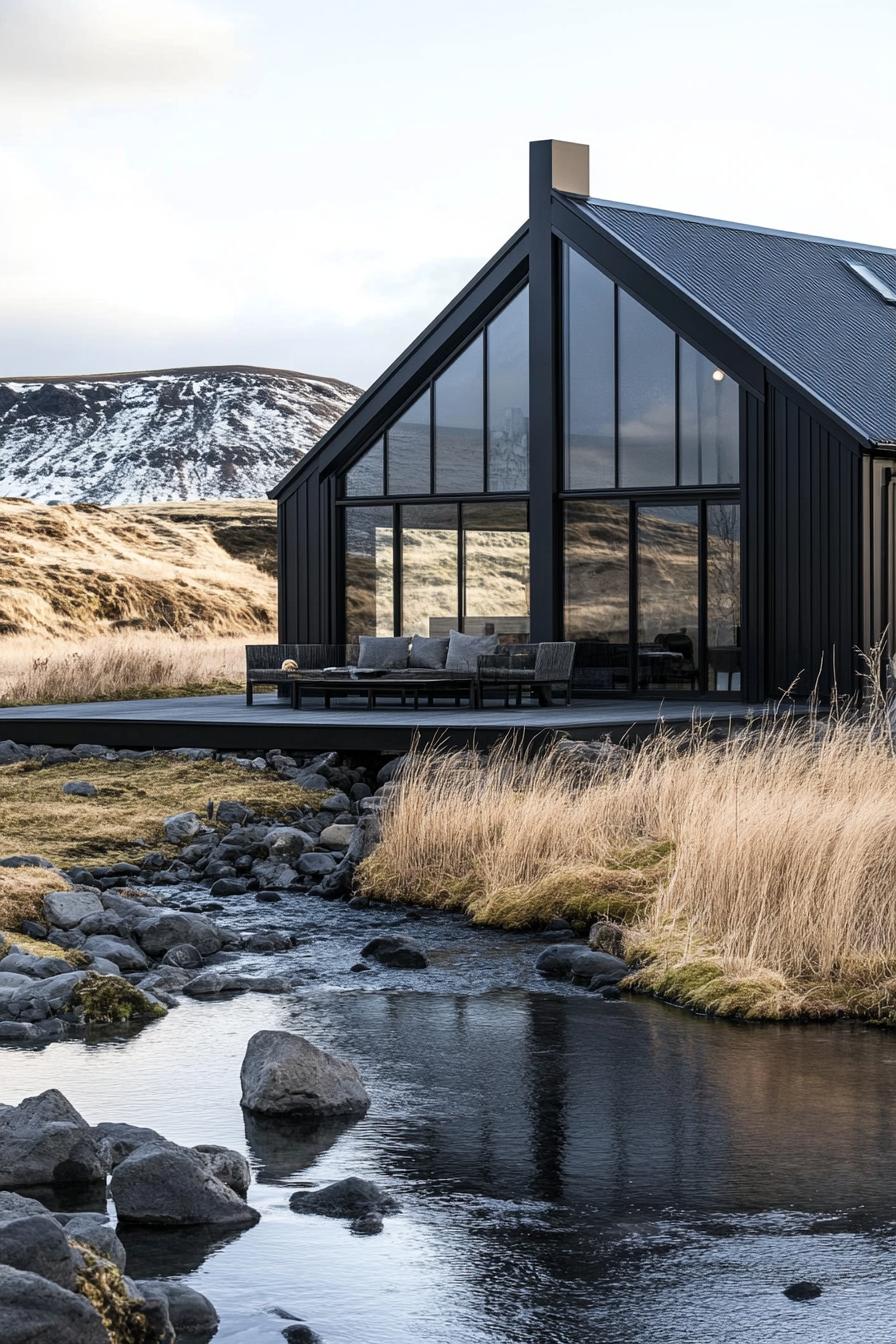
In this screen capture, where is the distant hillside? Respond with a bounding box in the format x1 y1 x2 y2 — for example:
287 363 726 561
0 365 360 504
0 496 277 638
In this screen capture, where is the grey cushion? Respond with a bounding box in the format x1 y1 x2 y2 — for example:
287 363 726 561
445 630 499 674
409 635 450 670
357 636 409 670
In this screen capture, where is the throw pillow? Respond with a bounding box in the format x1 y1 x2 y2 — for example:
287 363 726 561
409 634 450 670
445 629 499 674
357 635 410 670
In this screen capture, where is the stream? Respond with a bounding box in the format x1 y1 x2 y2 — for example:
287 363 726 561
3 889 896 1344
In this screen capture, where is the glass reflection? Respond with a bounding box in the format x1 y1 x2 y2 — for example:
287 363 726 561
564 247 615 489
434 335 484 494
563 500 630 690
462 502 530 639
487 288 529 492
387 391 430 495
707 503 741 692
400 503 459 637
618 289 676 487
637 504 699 691
679 342 739 484
343 438 384 497
344 506 394 640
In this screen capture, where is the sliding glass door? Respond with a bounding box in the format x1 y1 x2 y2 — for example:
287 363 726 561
563 497 741 696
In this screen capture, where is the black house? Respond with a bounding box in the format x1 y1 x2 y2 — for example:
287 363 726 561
271 140 896 702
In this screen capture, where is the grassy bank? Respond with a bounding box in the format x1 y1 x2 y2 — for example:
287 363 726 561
0 631 255 705
358 708 896 1024
0 756 317 866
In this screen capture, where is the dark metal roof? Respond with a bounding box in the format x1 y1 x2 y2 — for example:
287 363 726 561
570 196 896 445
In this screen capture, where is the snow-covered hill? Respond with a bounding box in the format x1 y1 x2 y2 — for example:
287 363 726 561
0 365 360 504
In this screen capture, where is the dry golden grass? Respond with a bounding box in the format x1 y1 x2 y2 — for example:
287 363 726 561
359 699 896 1022
0 496 275 640
0 865 68 929
0 757 317 866
0 631 252 705
358 739 672 928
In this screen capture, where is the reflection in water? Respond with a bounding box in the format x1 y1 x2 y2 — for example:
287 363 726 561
4 892 896 1343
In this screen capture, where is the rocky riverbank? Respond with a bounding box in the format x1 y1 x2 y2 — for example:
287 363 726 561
0 1022 395 1342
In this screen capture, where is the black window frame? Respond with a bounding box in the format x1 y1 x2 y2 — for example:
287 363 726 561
561 241 741 492
341 499 530 641
336 282 530 503
561 489 741 698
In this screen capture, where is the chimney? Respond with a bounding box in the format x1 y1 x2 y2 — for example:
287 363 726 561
534 139 590 197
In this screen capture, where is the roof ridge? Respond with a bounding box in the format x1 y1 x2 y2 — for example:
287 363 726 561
577 195 896 257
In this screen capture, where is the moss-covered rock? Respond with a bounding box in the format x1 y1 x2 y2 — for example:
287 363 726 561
73 1243 172 1344
71 973 165 1025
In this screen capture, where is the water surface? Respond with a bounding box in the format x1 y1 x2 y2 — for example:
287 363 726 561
4 891 896 1343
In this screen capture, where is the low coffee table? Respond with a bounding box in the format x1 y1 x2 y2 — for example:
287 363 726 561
287 669 478 710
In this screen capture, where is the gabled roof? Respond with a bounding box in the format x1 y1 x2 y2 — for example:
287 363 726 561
568 196 896 445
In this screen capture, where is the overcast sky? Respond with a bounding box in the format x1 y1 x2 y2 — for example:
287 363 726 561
2 0 895 387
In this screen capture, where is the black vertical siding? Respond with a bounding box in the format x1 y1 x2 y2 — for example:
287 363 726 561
766 383 861 698
741 389 765 702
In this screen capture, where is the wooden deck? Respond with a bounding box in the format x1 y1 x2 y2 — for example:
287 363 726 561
0 692 766 753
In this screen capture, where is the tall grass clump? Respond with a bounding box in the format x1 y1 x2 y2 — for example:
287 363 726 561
359 692 896 1022
0 631 257 705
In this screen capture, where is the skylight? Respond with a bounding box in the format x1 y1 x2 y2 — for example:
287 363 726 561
845 259 896 305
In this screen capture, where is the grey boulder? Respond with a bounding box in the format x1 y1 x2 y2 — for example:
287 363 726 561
161 942 203 969
0 951 72 979
135 1279 220 1338
361 935 428 969
110 1141 260 1227
296 852 337 877
534 943 629 984
134 910 223 958
194 1144 251 1198
81 934 148 972
92 1120 169 1169
42 889 103 930
0 1089 106 1187
289 1176 399 1218
61 780 98 797
184 970 289 997
0 1210 76 1287
264 826 313 861
0 1265 108 1343
61 1212 127 1270
6 971 88 1022
240 1029 370 1119
250 859 299 889
319 823 356 849
163 811 203 843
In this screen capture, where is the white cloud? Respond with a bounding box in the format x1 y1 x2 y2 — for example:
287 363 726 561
0 0 240 98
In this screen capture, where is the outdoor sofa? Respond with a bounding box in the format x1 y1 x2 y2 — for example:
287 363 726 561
245 635 575 709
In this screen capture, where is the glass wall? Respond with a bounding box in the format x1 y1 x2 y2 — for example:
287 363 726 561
400 504 459 638
344 438 384 497
487 289 529 492
386 391 430 495
344 506 394 641
706 502 741 691
344 503 530 641
562 498 740 695
618 291 676 487
562 244 740 490
435 336 484 494
564 248 615 490
340 287 529 501
462 502 530 638
563 500 630 689
679 341 740 485
637 505 700 691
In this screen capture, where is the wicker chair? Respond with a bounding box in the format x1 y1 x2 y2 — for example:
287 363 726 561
476 641 576 707
245 643 350 704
